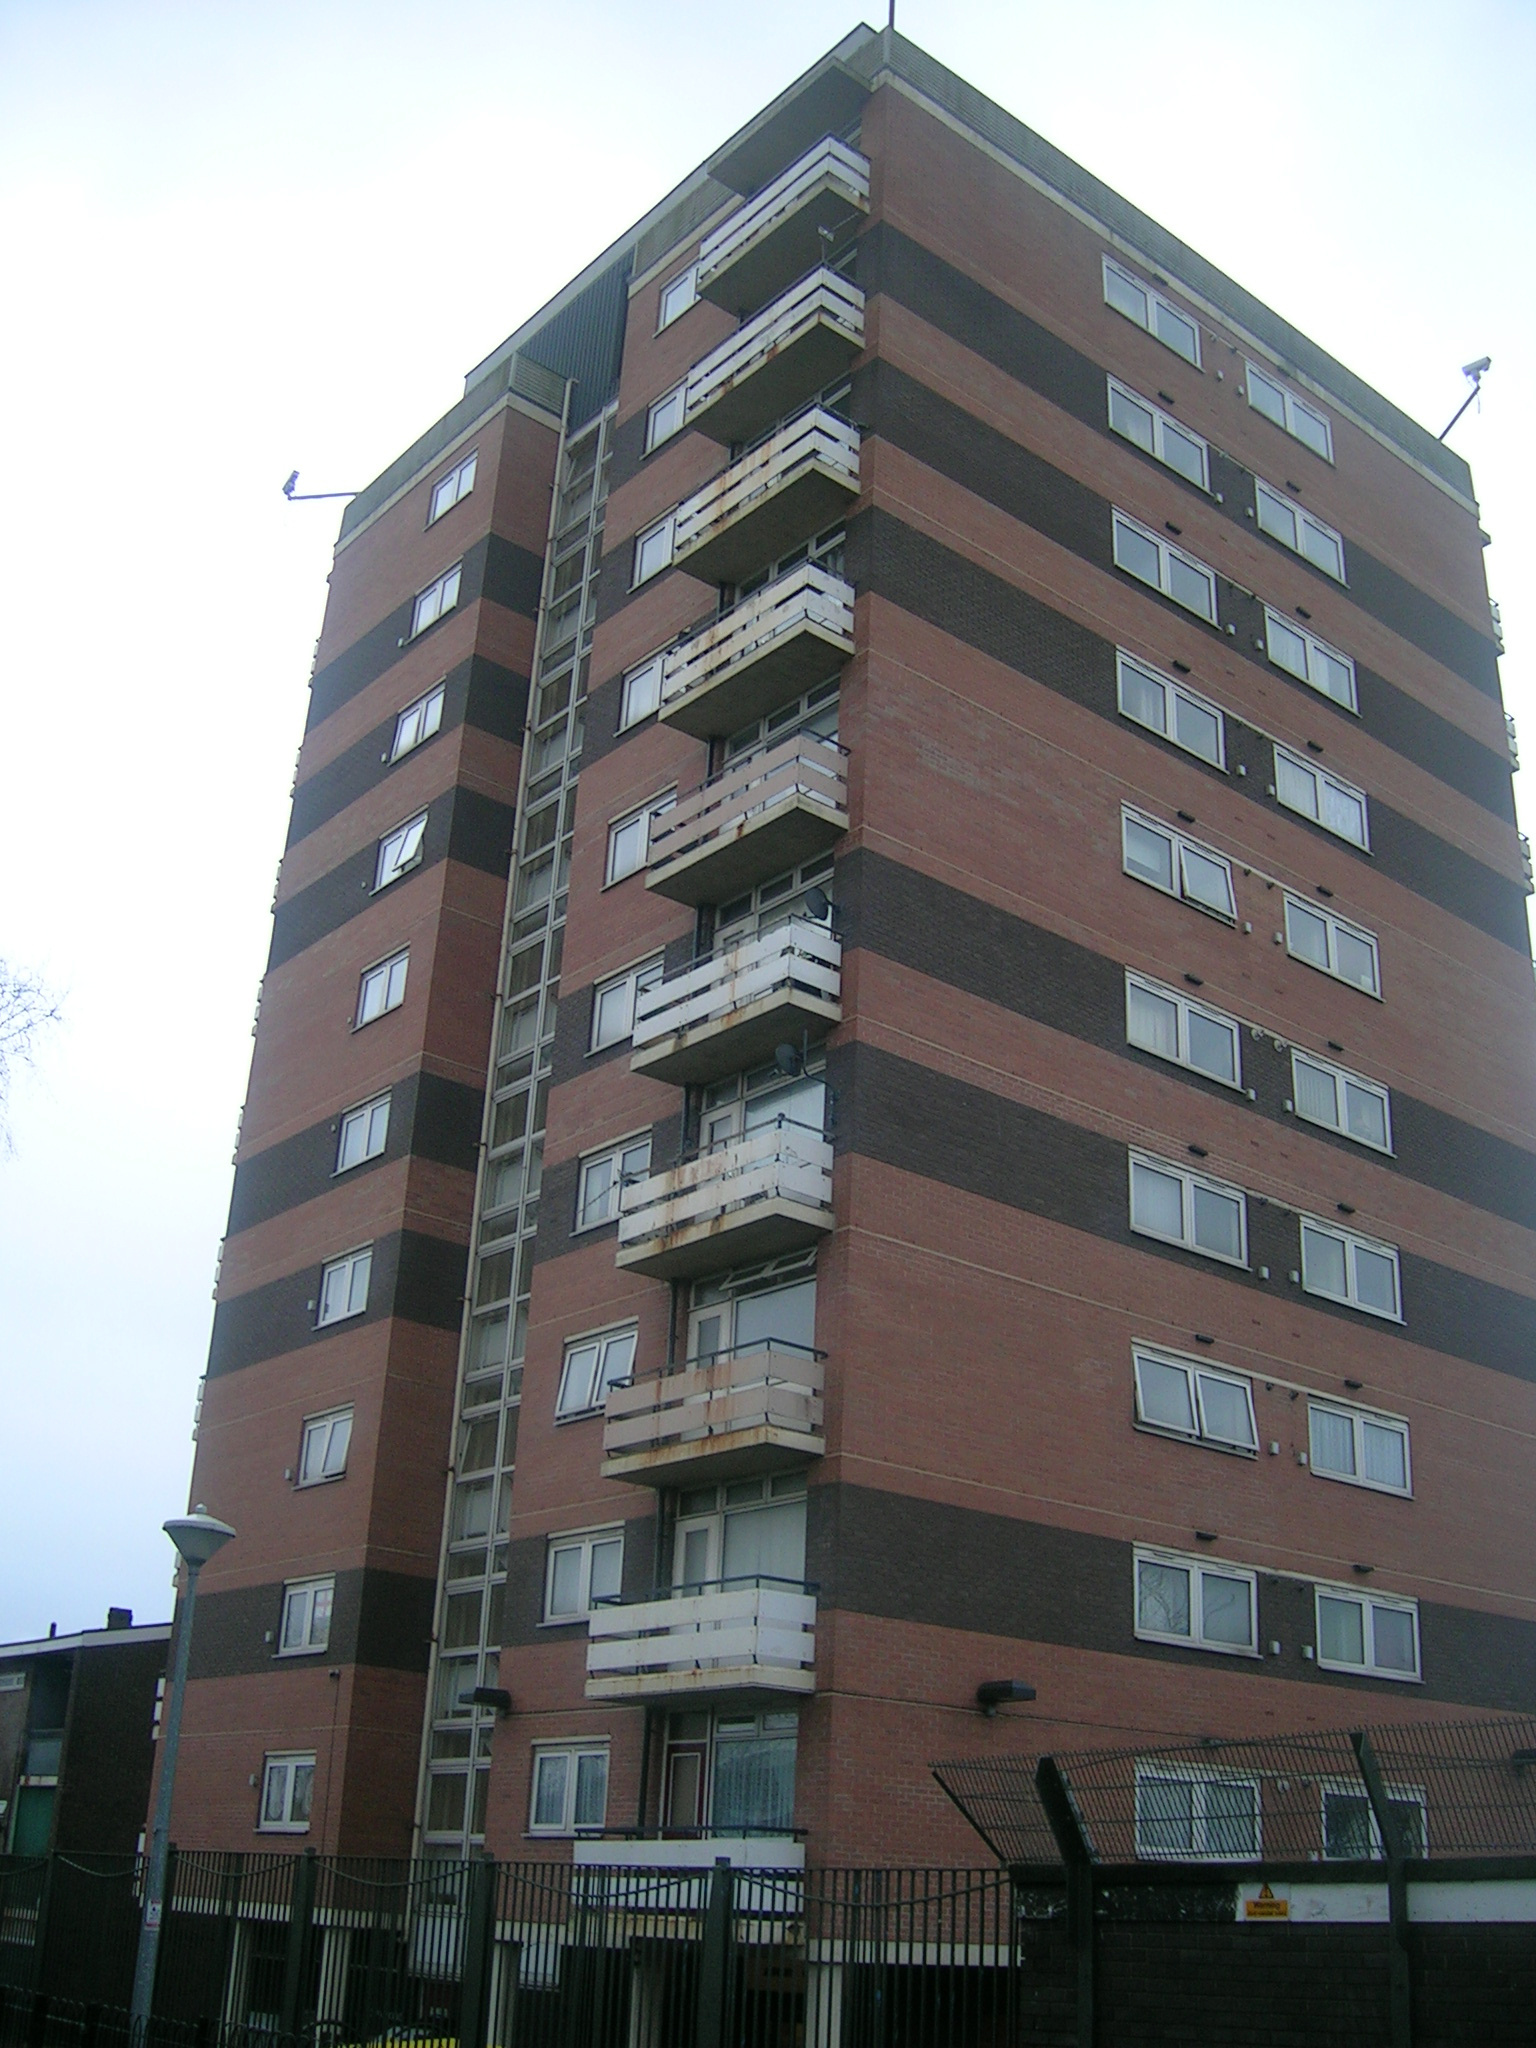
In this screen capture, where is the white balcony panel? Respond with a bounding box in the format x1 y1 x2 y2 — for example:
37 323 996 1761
602 1345 825 1486
684 269 865 446
661 565 854 740
631 921 841 1084
671 409 859 588
647 732 848 907
616 1124 834 1280
698 137 870 314
585 1584 817 1701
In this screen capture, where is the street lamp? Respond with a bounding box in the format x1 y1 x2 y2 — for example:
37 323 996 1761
128 1506 235 2034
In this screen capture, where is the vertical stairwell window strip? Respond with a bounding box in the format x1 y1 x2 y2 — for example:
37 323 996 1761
1102 256 1201 365
1112 511 1218 621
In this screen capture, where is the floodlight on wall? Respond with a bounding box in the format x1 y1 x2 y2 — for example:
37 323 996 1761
976 1680 1037 1716
471 1687 514 1717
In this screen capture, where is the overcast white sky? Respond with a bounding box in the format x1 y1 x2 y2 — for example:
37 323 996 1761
1 0 1531 1642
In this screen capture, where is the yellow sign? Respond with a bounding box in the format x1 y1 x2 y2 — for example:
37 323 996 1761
1244 1883 1291 1920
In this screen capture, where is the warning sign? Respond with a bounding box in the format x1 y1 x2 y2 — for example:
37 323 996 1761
1243 1883 1290 1921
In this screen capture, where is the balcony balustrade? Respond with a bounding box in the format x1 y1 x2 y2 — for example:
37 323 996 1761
646 731 847 907
684 267 865 447
631 920 841 1085
616 1119 834 1280
671 409 858 589
660 563 854 740
697 136 870 315
585 1579 817 1702
601 1342 825 1487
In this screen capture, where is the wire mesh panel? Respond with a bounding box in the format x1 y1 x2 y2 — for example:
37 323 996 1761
0 1860 46 1991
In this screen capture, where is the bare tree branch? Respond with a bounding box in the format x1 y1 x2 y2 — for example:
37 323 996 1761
0 960 63 1145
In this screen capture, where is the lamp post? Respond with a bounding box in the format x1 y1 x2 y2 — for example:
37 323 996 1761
128 1506 235 2035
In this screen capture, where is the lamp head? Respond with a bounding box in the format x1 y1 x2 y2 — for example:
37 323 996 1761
976 1679 1037 1716
1462 356 1491 381
164 1507 236 1571
470 1686 513 1717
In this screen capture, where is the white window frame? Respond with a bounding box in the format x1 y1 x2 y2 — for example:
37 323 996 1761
428 450 478 525
1273 745 1369 849
543 1526 625 1623
1125 971 1243 1090
605 792 675 885
1320 1779 1427 1860
575 1132 653 1233
410 563 463 637
556 1325 639 1419
1102 256 1201 366
375 811 428 891
1116 650 1225 767
335 1093 390 1173
392 683 446 761
529 1742 610 1836
619 653 664 731
1132 1345 1257 1455
1245 362 1333 463
1283 895 1381 997
1112 510 1218 622
1263 607 1358 712
1134 1761 1262 1862
657 265 698 331
1314 1584 1421 1682
1129 1151 1248 1267
259 1752 315 1833
1121 806 1237 922
1290 1048 1392 1154
646 383 687 453
590 954 665 1052
1134 1546 1259 1657
298 1406 354 1485
1308 1400 1412 1498
1256 479 1347 582
1107 377 1210 490
278 1577 334 1656
632 514 675 588
316 1247 372 1327
1299 1216 1403 1322
356 949 409 1027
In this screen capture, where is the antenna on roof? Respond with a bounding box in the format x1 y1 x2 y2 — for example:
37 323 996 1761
282 470 359 502
1438 358 1490 442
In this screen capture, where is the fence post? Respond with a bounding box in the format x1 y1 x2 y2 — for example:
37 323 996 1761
1035 1757 1094 2048
458 1855 500 2048
695 1857 734 2048
278 1848 318 2043
1352 1732 1412 2048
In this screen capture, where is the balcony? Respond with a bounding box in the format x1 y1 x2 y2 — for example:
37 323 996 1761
684 268 865 447
585 1580 817 1702
671 409 859 589
631 920 841 1085
646 732 848 908
661 563 854 740
601 1343 825 1487
697 137 870 315
616 1121 834 1280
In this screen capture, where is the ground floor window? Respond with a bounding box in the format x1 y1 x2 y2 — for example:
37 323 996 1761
663 1709 798 1834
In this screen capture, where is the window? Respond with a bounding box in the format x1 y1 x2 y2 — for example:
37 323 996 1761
1300 1217 1402 1321
1264 608 1357 711
556 1326 639 1418
1125 972 1242 1088
1122 807 1236 920
428 450 478 524
357 949 409 1026
544 1527 624 1622
1284 896 1380 996
591 954 664 1051
1309 1402 1411 1495
657 265 698 330
529 1744 609 1835
646 384 687 453
392 684 445 761
620 653 663 730
278 1578 334 1655
259 1753 315 1832
1315 1585 1420 1680
605 792 675 884
700 1059 825 1153
1136 1764 1260 1860
1130 1152 1247 1265
299 1407 353 1484
1246 363 1333 462
1133 1346 1257 1453
714 851 835 949
1116 651 1224 766
1112 511 1218 621
575 1133 653 1231
316 1247 372 1326
410 563 462 636
1107 378 1209 489
1322 1784 1426 1859
375 811 428 890
632 514 675 587
688 1254 817 1366
1274 745 1369 849
1256 480 1346 582
673 1472 807 1594
336 1093 390 1172
1134 1547 1257 1655
1290 1049 1392 1152
1102 256 1201 365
